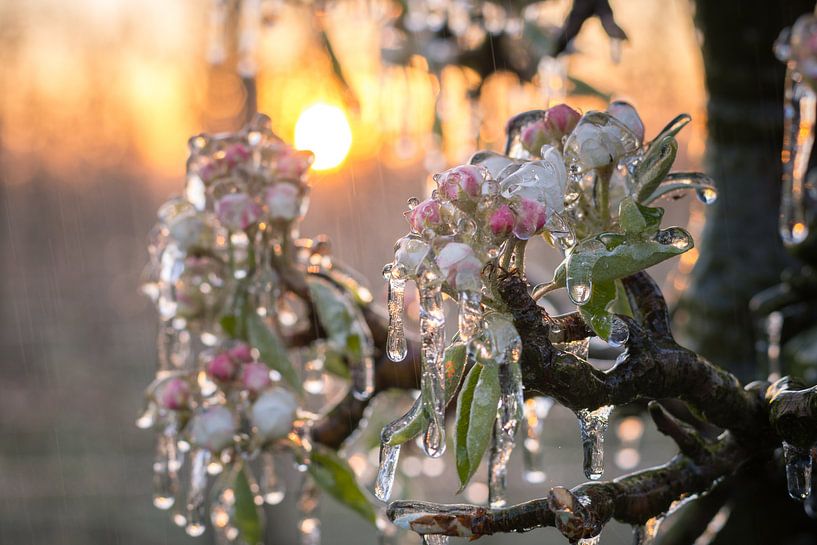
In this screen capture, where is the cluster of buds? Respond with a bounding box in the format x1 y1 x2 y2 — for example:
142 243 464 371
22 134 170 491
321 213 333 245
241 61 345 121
376 101 709 517
139 115 377 544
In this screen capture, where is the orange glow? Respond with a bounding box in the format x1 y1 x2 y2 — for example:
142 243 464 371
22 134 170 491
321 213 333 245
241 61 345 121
295 103 353 170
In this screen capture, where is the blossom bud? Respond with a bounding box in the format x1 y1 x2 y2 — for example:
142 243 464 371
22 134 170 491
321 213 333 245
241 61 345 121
224 143 251 167
251 388 298 441
607 101 645 143
215 193 263 231
436 242 483 292
206 353 236 382
264 182 301 222
488 204 516 237
190 406 237 452
228 343 254 363
406 199 442 233
241 362 272 394
158 378 190 411
276 150 313 180
436 165 483 201
512 198 548 240
546 104 581 136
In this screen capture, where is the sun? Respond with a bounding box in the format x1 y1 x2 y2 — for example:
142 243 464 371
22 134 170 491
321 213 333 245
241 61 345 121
294 103 353 171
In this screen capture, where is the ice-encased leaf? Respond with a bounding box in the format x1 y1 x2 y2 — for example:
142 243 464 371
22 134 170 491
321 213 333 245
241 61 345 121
454 363 500 488
308 444 377 524
234 465 265 545
246 312 301 389
634 136 677 203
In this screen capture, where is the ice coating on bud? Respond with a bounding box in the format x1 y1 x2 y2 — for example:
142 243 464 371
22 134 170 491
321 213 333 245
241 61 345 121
206 353 236 382
787 14 817 85
489 204 516 237
607 101 645 143
436 165 483 201
241 362 272 393
407 199 442 233
215 193 263 231
190 406 236 451
159 378 191 411
564 112 641 170
251 388 297 441
275 149 313 180
227 342 253 363
500 148 567 216
512 198 548 240
264 182 301 222
435 242 482 292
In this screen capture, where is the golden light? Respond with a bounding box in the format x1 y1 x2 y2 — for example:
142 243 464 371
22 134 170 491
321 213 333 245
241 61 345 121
294 103 352 171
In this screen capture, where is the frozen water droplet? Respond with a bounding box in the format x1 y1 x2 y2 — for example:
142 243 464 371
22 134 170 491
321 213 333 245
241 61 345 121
780 67 815 246
607 316 630 348
784 442 813 500
261 450 286 504
696 186 718 204
386 277 408 362
153 432 179 509
422 536 449 545
136 401 158 429
375 443 402 502
569 283 592 305
577 406 613 480
408 197 420 210
566 246 600 306
457 291 482 341
654 227 692 251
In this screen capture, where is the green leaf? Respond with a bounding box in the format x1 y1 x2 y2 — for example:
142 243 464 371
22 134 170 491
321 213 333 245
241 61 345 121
246 312 301 389
323 349 351 379
308 444 377 525
578 279 617 341
233 465 264 545
635 136 677 203
220 314 238 338
385 343 468 446
454 363 500 489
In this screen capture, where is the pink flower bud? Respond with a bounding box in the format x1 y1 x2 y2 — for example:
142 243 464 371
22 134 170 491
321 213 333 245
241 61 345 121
264 183 301 222
241 362 272 393
228 343 254 363
207 353 236 382
607 101 644 143
436 242 483 292
215 193 263 231
436 165 483 201
488 204 516 237
158 378 190 411
546 104 581 135
513 198 548 240
224 143 251 167
276 150 313 180
406 199 442 232
520 119 548 155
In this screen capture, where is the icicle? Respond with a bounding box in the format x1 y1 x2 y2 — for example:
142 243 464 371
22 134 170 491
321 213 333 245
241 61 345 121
422 536 449 545
384 266 408 362
545 212 576 250
783 442 813 500
523 397 555 483
577 405 613 480
780 65 815 245
418 270 447 458
489 361 523 508
457 291 482 341
153 430 179 509
185 449 211 536
566 242 605 305
260 450 286 505
211 484 240 542
633 517 663 545
375 396 424 501
207 0 229 65
237 0 261 77
298 477 321 545
577 534 600 545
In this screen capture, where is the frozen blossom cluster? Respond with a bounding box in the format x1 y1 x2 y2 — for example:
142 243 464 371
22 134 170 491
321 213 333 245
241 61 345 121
376 101 716 534
139 115 377 544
